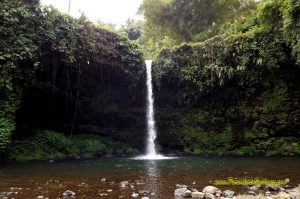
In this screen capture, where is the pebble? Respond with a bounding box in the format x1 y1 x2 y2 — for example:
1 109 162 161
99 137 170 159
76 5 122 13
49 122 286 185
63 190 76 196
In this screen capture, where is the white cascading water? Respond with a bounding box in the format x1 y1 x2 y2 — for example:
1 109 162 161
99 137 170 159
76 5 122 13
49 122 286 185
145 60 157 156
134 60 174 160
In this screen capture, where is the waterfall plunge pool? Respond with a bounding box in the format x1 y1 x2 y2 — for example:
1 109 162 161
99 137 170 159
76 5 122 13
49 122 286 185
1 156 300 199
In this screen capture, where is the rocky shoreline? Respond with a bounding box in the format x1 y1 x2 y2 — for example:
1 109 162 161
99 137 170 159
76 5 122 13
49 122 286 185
174 184 300 199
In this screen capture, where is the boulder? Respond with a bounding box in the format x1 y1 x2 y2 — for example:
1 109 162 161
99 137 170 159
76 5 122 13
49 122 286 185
191 191 205 198
175 188 188 196
202 186 220 194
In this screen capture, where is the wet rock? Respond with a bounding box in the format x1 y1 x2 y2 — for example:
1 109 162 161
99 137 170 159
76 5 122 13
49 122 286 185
246 191 256 196
202 186 220 194
191 191 205 198
120 181 129 187
176 184 188 188
223 190 235 197
63 190 75 196
175 188 188 196
131 192 139 198
273 191 290 199
192 188 199 192
182 190 192 197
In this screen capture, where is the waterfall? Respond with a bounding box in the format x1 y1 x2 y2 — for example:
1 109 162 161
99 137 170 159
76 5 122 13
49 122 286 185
145 60 157 156
134 60 174 160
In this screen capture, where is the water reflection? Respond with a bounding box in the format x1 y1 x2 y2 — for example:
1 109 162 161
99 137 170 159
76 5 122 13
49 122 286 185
144 160 160 199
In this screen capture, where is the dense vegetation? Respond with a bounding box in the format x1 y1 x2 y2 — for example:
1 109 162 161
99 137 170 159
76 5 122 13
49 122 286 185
0 0 145 161
0 0 299 161
152 0 300 155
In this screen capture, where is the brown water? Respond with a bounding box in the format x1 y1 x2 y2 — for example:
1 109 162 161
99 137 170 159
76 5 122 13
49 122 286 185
0 156 300 199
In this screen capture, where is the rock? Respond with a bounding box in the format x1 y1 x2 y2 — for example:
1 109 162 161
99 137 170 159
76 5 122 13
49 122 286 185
120 181 129 187
285 187 300 199
216 190 222 197
63 190 75 196
107 189 112 192
273 191 290 199
101 178 106 182
176 184 188 188
246 191 256 196
37 196 44 199
131 192 139 198
266 185 283 191
99 193 108 196
175 188 188 196
191 191 205 198
205 193 215 199
150 192 155 196
202 186 220 194
138 190 150 195
182 190 192 197
236 196 257 199
248 185 260 192
265 191 271 196
223 190 235 197
130 185 135 189
192 189 199 192
141 197 150 199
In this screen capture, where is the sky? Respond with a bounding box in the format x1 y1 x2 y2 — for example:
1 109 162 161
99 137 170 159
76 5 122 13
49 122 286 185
40 0 143 27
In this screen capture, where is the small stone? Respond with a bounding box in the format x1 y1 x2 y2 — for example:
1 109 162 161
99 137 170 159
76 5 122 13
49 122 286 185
176 184 188 188
37 196 44 199
175 188 188 196
130 185 135 189
99 193 108 196
141 197 150 199
101 178 106 182
150 192 155 196
192 189 199 192
205 193 216 199
266 185 282 191
191 191 205 198
246 191 256 196
182 190 192 197
248 185 260 192
131 192 139 198
265 191 271 196
120 181 129 187
63 190 75 196
223 190 235 197
107 189 112 192
202 186 220 194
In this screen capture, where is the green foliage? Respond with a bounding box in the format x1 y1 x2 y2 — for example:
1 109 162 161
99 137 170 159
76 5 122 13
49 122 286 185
8 130 139 161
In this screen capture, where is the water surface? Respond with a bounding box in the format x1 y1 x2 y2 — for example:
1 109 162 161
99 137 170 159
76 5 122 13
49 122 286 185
0 156 299 198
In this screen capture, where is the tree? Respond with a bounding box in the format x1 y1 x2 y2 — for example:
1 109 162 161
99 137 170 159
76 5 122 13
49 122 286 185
139 0 257 42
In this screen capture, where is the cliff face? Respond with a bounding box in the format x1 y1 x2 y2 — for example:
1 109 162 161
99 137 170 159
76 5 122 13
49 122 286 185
152 0 300 155
0 0 146 156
